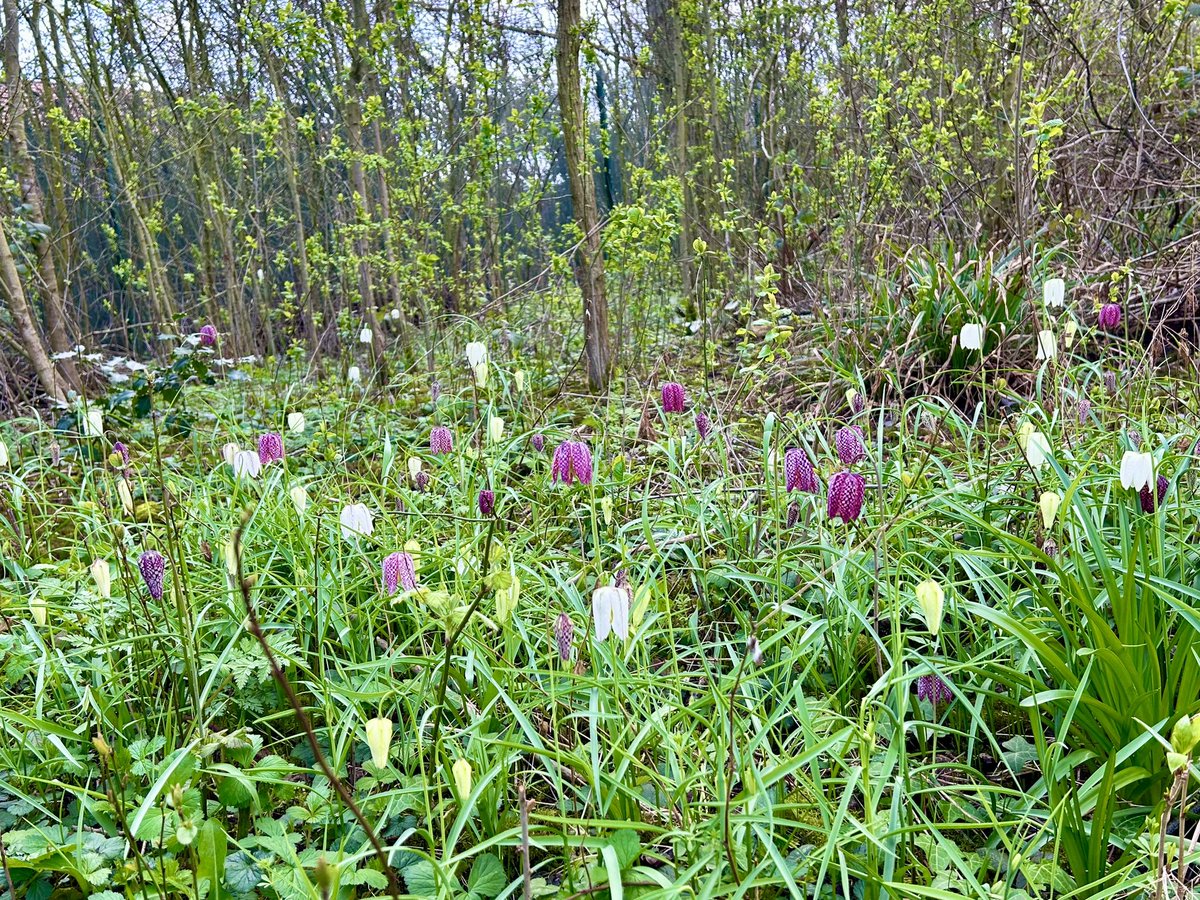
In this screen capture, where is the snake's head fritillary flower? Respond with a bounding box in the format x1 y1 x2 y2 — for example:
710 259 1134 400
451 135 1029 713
552 441 594 485
1104 371 1118 395
847 389 865 414
382 551 418 595
430 426 453 454
199 324 217 347
827 471 866 522
138 550 165 600
695 413 712 440
365 717 392 769
958 323 985 351
592 583 630 641
339 503 374 540
1043 278 1065 308
287 412 306 433
916 673 953 705
112 441 130 466
786 501 800 528
1077 398 1091 424
914 579 945 636
414 470 430 492
660 382 686 413
231 449 262 479
478 489 495 517
554 612 573 663
835 425 866 465
258 432 284 465
531 433 545 453
1120 450 1154 491
784 447 818 493
430 381 441 403
1140 474 1169 513
1099 303 1122 331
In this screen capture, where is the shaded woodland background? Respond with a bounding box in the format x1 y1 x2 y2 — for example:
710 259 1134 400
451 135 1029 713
0 0 1197 405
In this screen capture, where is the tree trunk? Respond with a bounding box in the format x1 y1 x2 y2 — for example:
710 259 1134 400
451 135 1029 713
0 216 62 400
555 0 610 392
3 0 79 391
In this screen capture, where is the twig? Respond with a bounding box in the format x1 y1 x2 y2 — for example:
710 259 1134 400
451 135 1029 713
231 516 402 900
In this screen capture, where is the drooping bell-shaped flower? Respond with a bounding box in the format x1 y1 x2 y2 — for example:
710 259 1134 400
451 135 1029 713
258 432 284 465
1140 474 1169 513
1119 450 1154 491
1043 278 1066 308
430 426 453 454
835 425 866 465
90 558 112 599
551 441 593 485
1036 329 1058 360
358 326 373 344
222 442 240 465
289 485 308 515
348 365 362 384
452 758 473 799
382 551 418 595
847 389 865 414
1099 303 1122 331
199 324 218 347
660 382 686 413
231 450 262 479
1039 491 1062 529
414 470 430 492
784 447 818 493
364 717 392 769
958 323 985 351
1105 371 1117 395
138 550 165 600
112 442 131 465
1077 398 1091 424
593 583 631 641
554 612 573 662
487 415 505 443
340 503 375 539
81 406 104 438
478 489 495 517
916 673 953 705
827 471 866 522
531 433 545 452
914 579 945 636
287 412 306 433
695 413 712 440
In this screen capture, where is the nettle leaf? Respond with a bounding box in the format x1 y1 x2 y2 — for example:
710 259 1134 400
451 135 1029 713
466 853 506 899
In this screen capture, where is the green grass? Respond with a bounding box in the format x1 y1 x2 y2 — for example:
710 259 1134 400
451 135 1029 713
1 311 1198 900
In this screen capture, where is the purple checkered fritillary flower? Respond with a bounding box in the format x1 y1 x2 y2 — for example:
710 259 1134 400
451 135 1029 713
916 673 953 706
552 441 593 485
382 552 418 595
112 441 130 465
661 382 685 413
1140 474 1169 513
695 413 711 440
554 613 573 663
784 447 818 493
430 426 453 454
258 432 284 465
1099 303 1122 331
138 550 165 601
827 471 866 522
1077 398 1091 424
531 433 545 453
478 489 495 516
199 324 217 347
835 425 865 466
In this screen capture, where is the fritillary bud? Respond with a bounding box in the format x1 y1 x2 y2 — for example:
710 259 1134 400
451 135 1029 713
138 550 165 601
